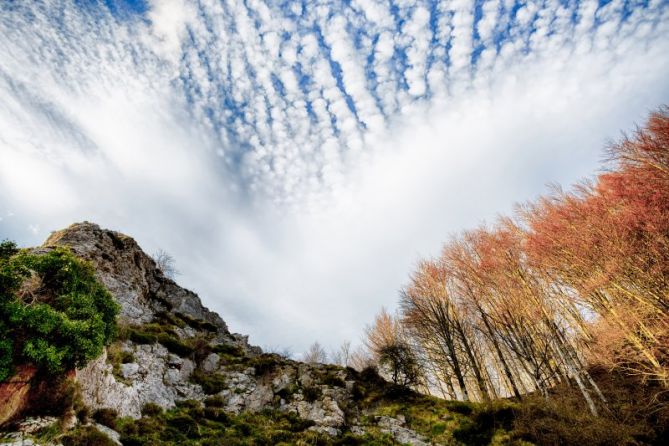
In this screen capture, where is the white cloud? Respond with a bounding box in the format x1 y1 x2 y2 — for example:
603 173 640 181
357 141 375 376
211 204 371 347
0 0 668 354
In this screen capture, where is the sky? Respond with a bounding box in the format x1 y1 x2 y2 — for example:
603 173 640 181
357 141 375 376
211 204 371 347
1 0 668 356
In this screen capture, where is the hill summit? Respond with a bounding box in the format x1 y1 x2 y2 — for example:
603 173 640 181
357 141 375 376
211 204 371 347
2 223 453 445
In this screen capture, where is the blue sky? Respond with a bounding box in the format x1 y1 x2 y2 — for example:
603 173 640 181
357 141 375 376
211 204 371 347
1 0 668 356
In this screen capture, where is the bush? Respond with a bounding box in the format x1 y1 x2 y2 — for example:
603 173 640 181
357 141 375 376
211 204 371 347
142 402 164 417
128 329 157 345
204 395 225 407
212 343 244 357
176 312 218 332
191 370 228 394
250 354 281 376
157 333 194 357
446 399 475 416
512 394 638 446
302 385 322 402
92 408 119 430
61 426 117 446
0 246 119 381
204 406 229 422
322 373 345 387
452 403 515 446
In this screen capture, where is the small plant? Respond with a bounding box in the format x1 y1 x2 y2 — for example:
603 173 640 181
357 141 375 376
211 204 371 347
212 343 244 357
190 370 228 394
61 426 117 446
92 408 119 430
322 373 346 387
250 354 281 376
302 385 322 402
142 402 164 417
204 395 225 407
157 333 194 357
276 383 299 400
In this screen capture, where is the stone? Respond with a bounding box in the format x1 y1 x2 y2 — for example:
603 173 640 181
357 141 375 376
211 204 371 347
13 417 58 436
308 425 340 436
120 363 139 379
375 416 430 446
94 423 122 446
201 354 220 373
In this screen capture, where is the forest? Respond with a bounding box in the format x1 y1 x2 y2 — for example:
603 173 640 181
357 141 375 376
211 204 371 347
363 108 669 443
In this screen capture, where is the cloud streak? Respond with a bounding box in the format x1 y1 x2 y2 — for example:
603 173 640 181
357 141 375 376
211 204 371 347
1 0 668 352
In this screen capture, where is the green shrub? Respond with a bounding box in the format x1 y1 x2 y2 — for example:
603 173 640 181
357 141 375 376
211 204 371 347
322 373 346 387
212 343 244 357
250 354 281 376
92 408 119 430
276 383 299 401
204 395 225 407
0 246 119 381
446 399 475 416
128 329 157 345
204 406 229 422
168 413 200 438
157 333 194 357
61 426 117 446
142 402 164 417
302 385 322 402
191 370 228 394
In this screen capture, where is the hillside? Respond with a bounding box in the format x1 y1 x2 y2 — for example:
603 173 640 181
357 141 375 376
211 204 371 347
1 223 514 446
1 220 667 446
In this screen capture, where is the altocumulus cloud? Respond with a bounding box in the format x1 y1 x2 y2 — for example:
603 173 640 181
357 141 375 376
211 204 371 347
1 0 668 352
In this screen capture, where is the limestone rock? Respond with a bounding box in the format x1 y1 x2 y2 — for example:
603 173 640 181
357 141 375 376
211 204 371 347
201 354 220 373
93 423 122 446
375 415 430 446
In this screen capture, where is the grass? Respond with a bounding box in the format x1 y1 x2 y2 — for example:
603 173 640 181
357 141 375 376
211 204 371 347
117 323 198 358
190 370 228 395
107 342 135 383
60 425 118 446
115 400 394 446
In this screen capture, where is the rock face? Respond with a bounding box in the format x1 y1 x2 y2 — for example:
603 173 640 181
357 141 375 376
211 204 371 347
44 223 230 336
0 366 36 426
2 223 431 444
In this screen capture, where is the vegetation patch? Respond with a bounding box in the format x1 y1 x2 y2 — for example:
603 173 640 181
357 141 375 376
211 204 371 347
118 322 195 358
322 373 346 387
0 243 119 381
190 370 228 394
211 343 244 357
302 385 322 403
61 425 118 446
92 408 119 430
116 401 393 446
175 312 218 332
142 402 164 417
107 342 135 382
249 353 282 376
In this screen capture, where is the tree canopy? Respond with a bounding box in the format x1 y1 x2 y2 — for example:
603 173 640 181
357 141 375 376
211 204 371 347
0 242 119 381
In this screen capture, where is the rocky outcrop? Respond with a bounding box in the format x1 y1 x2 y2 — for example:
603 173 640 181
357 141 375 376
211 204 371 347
77 343 203 418
2 223 433 444
44 223 232 338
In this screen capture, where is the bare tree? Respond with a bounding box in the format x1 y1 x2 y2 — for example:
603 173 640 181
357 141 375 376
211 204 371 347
303 341 328 363
153 249 179 279
330 340 352 367
349 346 375 371
366 309 422 387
